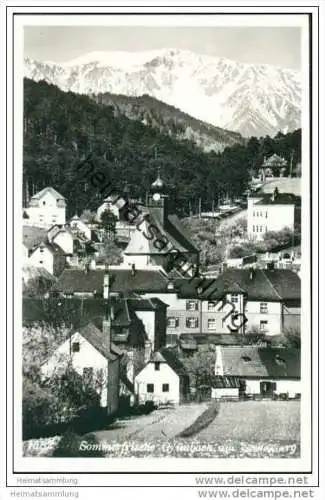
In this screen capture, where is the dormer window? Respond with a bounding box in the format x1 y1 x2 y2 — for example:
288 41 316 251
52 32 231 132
43 201 46 205
242 356 252 363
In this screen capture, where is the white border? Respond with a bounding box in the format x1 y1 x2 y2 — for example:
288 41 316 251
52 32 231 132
3 2 323 490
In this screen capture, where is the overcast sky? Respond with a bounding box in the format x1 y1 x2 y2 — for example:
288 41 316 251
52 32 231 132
24 26 301 69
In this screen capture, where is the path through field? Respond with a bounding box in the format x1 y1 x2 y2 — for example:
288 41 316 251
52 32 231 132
94 403 208 442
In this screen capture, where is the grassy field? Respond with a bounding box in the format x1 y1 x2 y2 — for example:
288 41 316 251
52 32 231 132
198 400 300 442
23 401 300 458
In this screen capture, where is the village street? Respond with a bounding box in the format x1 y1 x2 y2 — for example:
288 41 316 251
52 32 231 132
94 403 208 442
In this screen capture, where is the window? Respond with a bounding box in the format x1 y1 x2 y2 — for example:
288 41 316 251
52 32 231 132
186 317 199 328
260 226 263 232
208 301 216 311
72 342 80 352
207 318 216 331
253 211 255 217
231 294 239 303
256 226 259 232
147 384 154 393
260 320 268 332
43 201 46 206
167 317 179 328
252 225 255 232
40 247 44 253
154 362 160 371
39 260 43 264
162 384 169 393
186 300 198 311
260 302 268 314
265 212 268 218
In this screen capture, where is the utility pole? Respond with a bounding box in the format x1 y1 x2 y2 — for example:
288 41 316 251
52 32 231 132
198 198 202 218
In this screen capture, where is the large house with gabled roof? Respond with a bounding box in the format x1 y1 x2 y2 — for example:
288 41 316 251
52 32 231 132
24 187 66 228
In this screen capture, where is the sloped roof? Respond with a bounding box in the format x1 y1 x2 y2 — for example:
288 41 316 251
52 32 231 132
260 178 301 197
146 348 187 377
77 322 120 361
30 241 67 257
255 193 298 206
221 346 300 378
177 269 300 302
54 268 170 294
22 296 164 347
29 187 66 205
23 225 47 250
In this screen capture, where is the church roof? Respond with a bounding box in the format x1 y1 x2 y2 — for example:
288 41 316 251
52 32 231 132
123 208 198 256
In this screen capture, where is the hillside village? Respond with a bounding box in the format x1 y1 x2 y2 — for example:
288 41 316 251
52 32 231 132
22 151 302 448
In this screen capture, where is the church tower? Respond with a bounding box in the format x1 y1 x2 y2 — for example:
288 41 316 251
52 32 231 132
147 168 169 227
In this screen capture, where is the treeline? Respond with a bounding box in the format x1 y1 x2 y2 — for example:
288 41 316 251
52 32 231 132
23 78 301 217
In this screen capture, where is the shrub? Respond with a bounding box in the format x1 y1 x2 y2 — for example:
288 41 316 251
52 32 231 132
52 431 105 457
52 431 83 457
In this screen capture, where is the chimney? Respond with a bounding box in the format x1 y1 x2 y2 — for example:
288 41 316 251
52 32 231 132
103 270 110 299
131 263 136 276
144 340 152 364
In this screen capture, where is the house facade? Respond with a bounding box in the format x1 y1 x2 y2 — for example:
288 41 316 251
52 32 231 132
160 269 301 341
28 242 66 276
211 346 301 400
48 225 74 256
40 318 122 413
66 215 92 241
24 187 66 228
135 349 189 405
247 190 299 241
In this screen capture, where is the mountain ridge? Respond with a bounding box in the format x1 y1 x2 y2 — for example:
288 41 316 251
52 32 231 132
24 49 301 138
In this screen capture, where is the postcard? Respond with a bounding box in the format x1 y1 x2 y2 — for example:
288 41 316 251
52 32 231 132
2 2 324 498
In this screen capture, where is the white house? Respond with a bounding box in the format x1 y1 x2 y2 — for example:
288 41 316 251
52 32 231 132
211 346 301 400
66 215 92 241
96 197 121 222
47 225 74 256
135 348 189 405
247 189 298 241
28 241 66 276
40 318 122 413
24 187 66 228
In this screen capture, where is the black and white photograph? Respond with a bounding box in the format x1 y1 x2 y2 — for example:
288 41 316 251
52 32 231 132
2 3 324 497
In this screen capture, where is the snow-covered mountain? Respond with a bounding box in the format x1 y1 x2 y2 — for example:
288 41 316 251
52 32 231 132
24 48 301 137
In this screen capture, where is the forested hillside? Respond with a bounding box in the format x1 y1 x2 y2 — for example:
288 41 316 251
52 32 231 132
92 92 244 153
23 79 301 217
